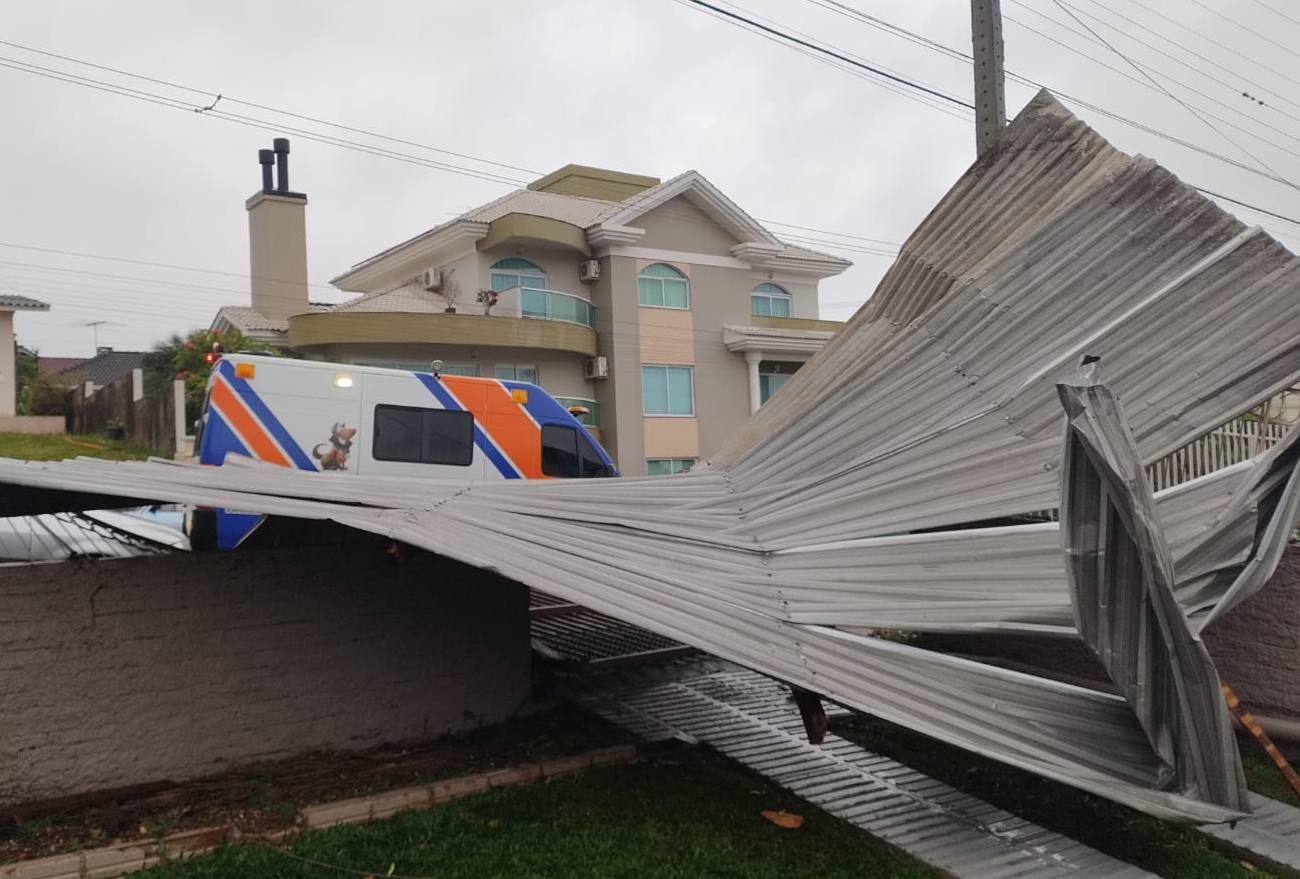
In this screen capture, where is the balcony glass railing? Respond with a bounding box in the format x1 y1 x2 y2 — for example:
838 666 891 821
519 288 595 328
555 397 600 428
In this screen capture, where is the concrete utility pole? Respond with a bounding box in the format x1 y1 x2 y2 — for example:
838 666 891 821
971 0 1007 156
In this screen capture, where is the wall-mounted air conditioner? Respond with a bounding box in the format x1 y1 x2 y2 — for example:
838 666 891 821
421 268 442 291
578 259 602 282
584 356 609 379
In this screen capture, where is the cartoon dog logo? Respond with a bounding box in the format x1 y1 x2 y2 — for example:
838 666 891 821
313 422 357 471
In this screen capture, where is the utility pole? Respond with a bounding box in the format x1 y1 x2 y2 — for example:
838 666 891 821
971 0 1007 156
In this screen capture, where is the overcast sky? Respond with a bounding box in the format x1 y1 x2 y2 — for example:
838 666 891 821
2 0 1297 357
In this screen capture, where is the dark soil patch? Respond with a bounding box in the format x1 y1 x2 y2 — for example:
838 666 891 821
0 701 634 865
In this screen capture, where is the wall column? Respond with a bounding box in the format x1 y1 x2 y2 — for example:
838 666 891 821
744 349 763 415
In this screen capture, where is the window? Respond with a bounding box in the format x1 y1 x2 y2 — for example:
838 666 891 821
541 424 614 478
647 458 695 476
495 364 538 384
760 372 791 404
637 263 689 308
751 283 791 317
555 397 599 427
642 365 694 415
373 405 474 465
491 257 546 293
441 362 480 377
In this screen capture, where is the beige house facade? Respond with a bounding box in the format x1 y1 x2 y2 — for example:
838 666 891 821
217 156 849 475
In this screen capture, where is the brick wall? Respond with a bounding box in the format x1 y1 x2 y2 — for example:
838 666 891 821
0 545 530 807
1203 545 1300 719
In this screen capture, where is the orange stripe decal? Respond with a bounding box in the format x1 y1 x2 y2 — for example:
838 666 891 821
481 381 544 477
210 379 291 467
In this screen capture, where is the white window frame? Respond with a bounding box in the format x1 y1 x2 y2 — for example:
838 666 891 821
751 283 791 317
490 258 547 293
495 363 538 384
646 457 696 476
637 263 691 310
641 364 695 416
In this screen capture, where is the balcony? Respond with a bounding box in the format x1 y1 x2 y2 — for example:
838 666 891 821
498 287 594 328
288 287 598 358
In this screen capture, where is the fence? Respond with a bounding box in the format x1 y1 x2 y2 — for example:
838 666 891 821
69 370 187 458
1148 417 1291 492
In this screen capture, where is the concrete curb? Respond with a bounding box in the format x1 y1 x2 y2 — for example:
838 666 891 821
0 744 643 879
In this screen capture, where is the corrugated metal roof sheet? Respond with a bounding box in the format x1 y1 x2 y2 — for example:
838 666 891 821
1 92 1296 824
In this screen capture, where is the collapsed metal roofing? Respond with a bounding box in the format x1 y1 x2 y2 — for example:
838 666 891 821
2 91 1299 823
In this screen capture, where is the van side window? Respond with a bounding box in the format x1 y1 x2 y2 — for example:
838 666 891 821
542 425 612 478
577 432 609 477
374 405 474 466
541 425 580 478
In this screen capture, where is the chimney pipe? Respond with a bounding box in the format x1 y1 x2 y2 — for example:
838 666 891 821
258 149 275 193
273 137 290 193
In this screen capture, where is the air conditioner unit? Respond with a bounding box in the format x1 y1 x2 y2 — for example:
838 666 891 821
578 259 602 282
584 356 609 380
421 268 442 291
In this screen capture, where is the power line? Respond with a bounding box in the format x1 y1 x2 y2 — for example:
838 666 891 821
799 0 1300 189
1058 0 1300 117
1246 0 1300 31
0 38 540 178
675 0 974 110
1047 0 1296 188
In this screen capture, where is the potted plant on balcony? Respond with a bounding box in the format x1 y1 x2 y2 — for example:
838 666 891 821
105 417 126 441
477 288 499 316
439 272 463 313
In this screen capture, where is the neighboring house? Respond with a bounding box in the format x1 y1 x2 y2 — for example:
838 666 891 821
57 347 146 392
1 295 51 417
215 143 851 474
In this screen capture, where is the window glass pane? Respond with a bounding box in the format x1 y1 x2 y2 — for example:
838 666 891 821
374 406 422 462
664 279 689 308
422 410 474 465
491 257 543 271
577 432 609 477
760 373 791 403
638 277 662 306
642 366 669 414
521 274 546 290
647 457 695 475
541 424 580 478
772 297 790 317
494 365 515 380
490 272 517 292
442 363 480 376
374 406 474 465
751 295 771 316
641 263 685 279
667 367 693 414
521 288 546 317
518 366 538 384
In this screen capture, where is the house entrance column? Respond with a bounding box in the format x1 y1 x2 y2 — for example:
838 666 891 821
744 350 763 415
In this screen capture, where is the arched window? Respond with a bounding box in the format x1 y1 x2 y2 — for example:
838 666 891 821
490 257 547 292
637 263 689 309
751 282 791 317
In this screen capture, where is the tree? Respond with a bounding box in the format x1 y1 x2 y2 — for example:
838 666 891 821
15 349 68 416
144 328 278 430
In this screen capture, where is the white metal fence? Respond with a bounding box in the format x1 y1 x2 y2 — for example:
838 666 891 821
1148 418 1291 493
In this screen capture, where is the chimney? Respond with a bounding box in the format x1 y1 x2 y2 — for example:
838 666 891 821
246 138 309 322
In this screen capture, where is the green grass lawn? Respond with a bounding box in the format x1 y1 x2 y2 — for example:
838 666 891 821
140 749 942 879
834 715 1288 879
0 431 152 461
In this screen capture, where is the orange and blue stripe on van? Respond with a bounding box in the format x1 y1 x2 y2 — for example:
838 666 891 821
199 360 317 470
415 373 532 478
